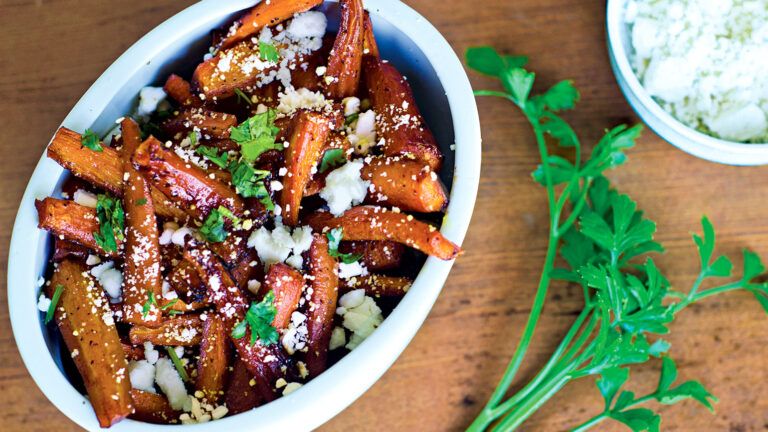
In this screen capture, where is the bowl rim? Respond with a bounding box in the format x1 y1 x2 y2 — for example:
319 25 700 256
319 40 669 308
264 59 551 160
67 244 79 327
7 0 481 430
606 0 768 166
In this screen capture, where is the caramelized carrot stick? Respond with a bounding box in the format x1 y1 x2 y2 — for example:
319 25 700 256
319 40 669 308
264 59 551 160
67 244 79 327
305 234 339 377
52 238 90 262
362 11 379 59
340 274 413 297
47 127 186 221
363 57 443 170
163 74 201 108
323 0 364 98
129 389 178 424
219 0 322 50
304 206 461 260
129 315 203 346
339 240 405 271
133 137 247 221
281 111 333 226
263 263 304 329
225 359 263 414
361 157 448 212
162 108 237 140
120 118 163 326
36 198 121 258
196 315 231 403
48 260 133 427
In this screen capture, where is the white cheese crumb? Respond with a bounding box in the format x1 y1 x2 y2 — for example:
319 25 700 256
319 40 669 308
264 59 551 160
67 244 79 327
338 261 369 279
128 360 157 393
319 160 371 216
329 326 346 350
73 189 98 208
137 86 168 117
91 261 123 302
155 357 189 410
336 290 384 350
286 11 327 39
144 341 159 365
37 294 51 313
247 221 313 269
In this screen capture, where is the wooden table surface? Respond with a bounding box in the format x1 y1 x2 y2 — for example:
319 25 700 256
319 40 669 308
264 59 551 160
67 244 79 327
2 1 768 431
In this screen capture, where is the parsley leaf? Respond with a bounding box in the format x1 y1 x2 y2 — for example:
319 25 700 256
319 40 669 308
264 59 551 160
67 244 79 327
258 41 280 63
319 148 347 173
344 113 360 126
81 129 103 152
234 88 253 106
227 160 274 210
231 291 279 346
229 110 282 163
135 197 147 206
45 284 64 325
326 228 363 264
93 194 125 253
165 346 189 382
142 290 156 319
196 145 230 169
199 208 229 243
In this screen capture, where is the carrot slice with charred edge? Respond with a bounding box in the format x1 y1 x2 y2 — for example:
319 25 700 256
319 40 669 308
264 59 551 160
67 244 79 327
323 0 364 99
263 263 305 330
225 358 263 414
218 0 322 50
183 247 293 400
281 111 333 226
129 389 179 424
129 315 204 346
52 238 90 262
48 260 133 427
36 198 122 258
229 249 263 291
363 57 444 171
339 240 405 271
305 234 339 377
196 315 231 403
362 11 380 59
163 74 201 108
47 127 186 221
161 108 238 140
340 274 413 297
304 206 461 260
120 118 163 326
167 260 210 308
133 136 248 222
361 157 448 213
192 42 277 100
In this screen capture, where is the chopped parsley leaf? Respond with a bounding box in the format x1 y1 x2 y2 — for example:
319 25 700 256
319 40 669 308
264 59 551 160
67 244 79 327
196 145 229 169
326 228 363 264
258 41 280 63
188 131 198 146
228 160 275 210
231 291 279 346
81 129 103 152
229 110 281 163
234 88 254 106
93 194 125 253
142 290 157 319
199 209 228 243
344 113 360 126
319 148 347 173
45 284 64 325
135 197 148 206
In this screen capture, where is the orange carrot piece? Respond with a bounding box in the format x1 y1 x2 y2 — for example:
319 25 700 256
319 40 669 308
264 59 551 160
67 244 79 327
263 263 305 330
225 358 263 414
361 156 448 212
323 0 364 99
36 197 121 258
362 11 379 59
340 274 413 297
128 315 203 346
163 74 201 108
161 108 237 140
196 315 231 403
339 240 405 271
305 234 339 377
129 390 179 424
219 0 323 50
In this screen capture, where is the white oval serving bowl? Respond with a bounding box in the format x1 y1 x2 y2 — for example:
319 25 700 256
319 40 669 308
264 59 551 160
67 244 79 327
6 0 481 430
606 0 768 165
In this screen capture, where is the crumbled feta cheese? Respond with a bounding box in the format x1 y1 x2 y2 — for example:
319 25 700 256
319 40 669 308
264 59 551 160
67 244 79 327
319 161 371 216
137 86 168 117
282 311 309 355
342 97 361 117
286 11 328 40
37 294 51 313
348 110 377 154
247 221 313 269
144 342 159 365
91 261 123 302
128 360 156 393
73 189 98 208
329 326 346 350
338 261 369 279
276 87 329 116
339 289 366 309
155 357 189 410
336 290 384 350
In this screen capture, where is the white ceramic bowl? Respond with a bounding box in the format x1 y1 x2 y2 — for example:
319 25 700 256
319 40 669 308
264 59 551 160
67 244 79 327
606 0 768 165
6 1 481 430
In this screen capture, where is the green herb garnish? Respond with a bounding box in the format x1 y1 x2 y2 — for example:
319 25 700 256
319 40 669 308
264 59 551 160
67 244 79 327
141 291 156 319
227 160 274 210
319 148 346 173
234 88 254 106
188 131 198 146
326 228 363 264
464 46 768 432
231 291 279 346
44 284 64 325
344 113 359 126
195 145 230 169
165 346 189 382
135 197 147 206
199 208 228 243
81 129 103 152
229 110 281 163
258 41 280 63
160 298 178 311
93 194 125 253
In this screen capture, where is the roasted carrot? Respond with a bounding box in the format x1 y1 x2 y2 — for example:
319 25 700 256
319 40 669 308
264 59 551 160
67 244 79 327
305 234 339 377
48 260 133 427
339 240 405 271
167 260 209 307
121 342 145 361
163 74 201 108
263 263 304 330
229 249 263 291
47 127 186 221
120 118 163 326
340 274 413 297
225 359 262 414
161 108 237 140
304 206 461 260
361 157 448 212
218 0 323 50
280 111 333 226
133 136 247 222
363 57 443 170
52 238 90 262
362 11 380 59
323 0 364 99
196 315 231 403
36 198 121 258
129 389 178 424
129 315 203 346
192 42 278 100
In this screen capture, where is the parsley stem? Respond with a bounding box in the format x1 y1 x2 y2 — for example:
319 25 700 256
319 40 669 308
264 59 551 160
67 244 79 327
570 393 657 432
474 90 516 101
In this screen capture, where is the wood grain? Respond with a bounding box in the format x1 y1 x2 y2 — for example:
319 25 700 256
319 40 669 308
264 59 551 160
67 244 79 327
1 1 767 431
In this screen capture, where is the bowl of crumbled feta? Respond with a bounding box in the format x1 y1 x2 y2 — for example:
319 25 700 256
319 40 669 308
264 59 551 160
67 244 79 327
607 0 768 165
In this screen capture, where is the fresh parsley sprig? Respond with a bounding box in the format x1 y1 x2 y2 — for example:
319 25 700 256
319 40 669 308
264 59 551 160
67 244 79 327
326 228 363 264
464 46 768 432
230 110 281 163
81 129 103 152
231 291 279 346
93 194 125 253
199 206 242 243
319 148 347 173
258 41 280 63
